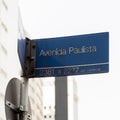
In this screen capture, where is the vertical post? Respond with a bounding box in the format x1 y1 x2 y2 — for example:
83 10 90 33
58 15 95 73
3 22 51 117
55 76 68 120
19 38 34 120
19 77 30 120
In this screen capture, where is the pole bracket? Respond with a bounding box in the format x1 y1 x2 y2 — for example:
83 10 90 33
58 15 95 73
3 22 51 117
24 38 36 78
5 100 32 119
20 113 32 120
5 100 31 112
5 100 20 113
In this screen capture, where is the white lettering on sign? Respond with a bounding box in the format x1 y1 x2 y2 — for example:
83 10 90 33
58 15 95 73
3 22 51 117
69 46 97 54
39 48 67 56
39 46 97 57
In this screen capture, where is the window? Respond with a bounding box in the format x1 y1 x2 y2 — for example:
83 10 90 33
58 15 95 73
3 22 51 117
44 115 47 119
49 106 51 109
1 21 7 32
0 44 7 55
2 0 8 10
0 68 7 80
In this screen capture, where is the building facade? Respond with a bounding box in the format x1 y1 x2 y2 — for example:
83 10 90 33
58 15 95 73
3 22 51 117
0 0 43 119
43 77 78 120
68 77 78 120
43 78 55 120
29 78 43 120
0 0 18 119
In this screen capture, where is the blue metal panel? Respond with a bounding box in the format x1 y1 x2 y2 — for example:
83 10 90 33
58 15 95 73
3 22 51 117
34 32 109 77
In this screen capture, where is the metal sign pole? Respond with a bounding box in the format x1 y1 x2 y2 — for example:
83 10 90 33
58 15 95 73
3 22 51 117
55 77 68 120
19 77 31 120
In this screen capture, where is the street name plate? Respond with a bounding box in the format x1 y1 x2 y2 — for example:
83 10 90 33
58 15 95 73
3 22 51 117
34 32 109 77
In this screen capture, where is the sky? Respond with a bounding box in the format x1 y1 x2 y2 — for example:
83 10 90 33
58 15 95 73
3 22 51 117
19 0 120 120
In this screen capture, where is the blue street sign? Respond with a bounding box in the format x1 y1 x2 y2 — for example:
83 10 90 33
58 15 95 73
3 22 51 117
34 32 109 77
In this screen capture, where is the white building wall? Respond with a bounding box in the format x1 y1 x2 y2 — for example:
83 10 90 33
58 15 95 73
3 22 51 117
43 77 55 120
0 0 19 119
29 78 43 120
0 1 43 119
43 77 78 120
68 77 78 120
